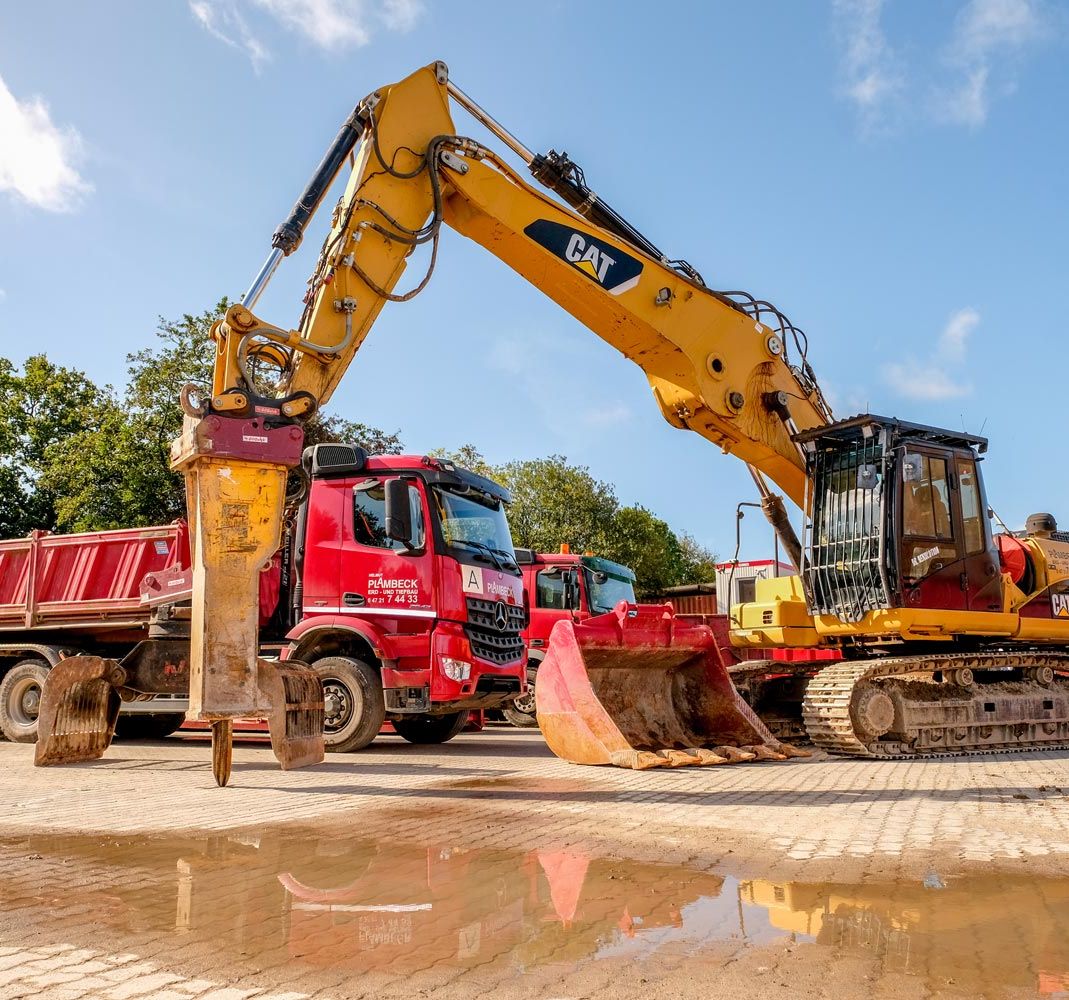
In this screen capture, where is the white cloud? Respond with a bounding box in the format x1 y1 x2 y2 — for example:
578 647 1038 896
938 306 979 360
939 0 1046 127
832 0 904 130
190 0 424 65
832 0 1052 133
883 308 979 401
0 74 91 213
0 289 6 302
189 0 269 70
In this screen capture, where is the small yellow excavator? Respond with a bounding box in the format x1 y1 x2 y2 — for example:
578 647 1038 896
35 62 1069 782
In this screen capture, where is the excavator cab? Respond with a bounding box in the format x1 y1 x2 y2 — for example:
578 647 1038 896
797 415 1002 622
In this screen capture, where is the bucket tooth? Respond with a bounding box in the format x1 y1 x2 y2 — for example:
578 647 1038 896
35 656 124 766
774 742 812 759
656 749 704 767
609 749 671 770
712 745 757 763
258 659 324 770
742 744 788 762
535 603 793 770
678 747 729 765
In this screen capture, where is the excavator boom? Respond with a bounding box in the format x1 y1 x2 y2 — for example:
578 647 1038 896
39 59 1061 778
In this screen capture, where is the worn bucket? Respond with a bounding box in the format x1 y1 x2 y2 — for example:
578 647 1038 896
535 604 802 769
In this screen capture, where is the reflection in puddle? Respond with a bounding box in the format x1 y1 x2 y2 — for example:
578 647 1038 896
2 830 1068 996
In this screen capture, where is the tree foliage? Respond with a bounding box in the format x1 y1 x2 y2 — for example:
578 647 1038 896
0 355 111 536
497 455 619 556
8 301 403 533
430 447 716 594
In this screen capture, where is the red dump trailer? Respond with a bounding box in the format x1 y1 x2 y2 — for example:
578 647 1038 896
0 523 191 741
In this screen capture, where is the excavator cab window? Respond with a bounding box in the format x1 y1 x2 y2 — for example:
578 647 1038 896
958 460 986 555
900 454 957 581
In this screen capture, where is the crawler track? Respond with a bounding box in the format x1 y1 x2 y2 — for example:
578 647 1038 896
802 652 1069 758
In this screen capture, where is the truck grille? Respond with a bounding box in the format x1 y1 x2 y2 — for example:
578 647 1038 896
465 597 525 665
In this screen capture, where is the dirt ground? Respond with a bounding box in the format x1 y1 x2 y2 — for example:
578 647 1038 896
1 730 1068 999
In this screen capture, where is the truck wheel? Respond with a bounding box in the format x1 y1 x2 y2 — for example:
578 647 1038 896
502 703 539 728
502 664 540 728
114 713 187 741
314 656 384 753
391 711 469 745
0 659 50 743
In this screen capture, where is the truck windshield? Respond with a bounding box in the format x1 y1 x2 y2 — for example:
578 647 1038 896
582 562 637 614
432 488 516 566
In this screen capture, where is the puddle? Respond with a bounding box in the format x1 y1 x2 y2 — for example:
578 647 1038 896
2 828 1068 997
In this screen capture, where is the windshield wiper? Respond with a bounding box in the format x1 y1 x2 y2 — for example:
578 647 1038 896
452 539 516 572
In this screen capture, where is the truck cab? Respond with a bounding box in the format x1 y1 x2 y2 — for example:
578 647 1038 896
505 548 636 727
280 445 527 750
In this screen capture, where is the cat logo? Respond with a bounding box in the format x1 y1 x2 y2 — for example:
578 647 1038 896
1052 593 1069 618
524 219 643 295
565 232 615 282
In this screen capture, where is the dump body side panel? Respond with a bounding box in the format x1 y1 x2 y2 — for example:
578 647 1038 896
0 523 187 632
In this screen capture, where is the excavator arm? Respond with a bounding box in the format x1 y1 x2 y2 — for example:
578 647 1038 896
38 62 832 783
216 61 830 508
188 61 834 779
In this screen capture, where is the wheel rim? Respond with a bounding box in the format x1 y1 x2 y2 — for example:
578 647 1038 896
512 691 536 715
8 677 42 727
323 679 356 734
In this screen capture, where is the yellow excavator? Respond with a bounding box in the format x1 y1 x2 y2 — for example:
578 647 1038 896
34 62 1069 783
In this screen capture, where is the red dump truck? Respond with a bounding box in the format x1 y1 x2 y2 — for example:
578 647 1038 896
0 444 526 749
505 548 637 727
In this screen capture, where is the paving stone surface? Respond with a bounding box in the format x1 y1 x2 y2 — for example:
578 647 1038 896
3 731 1069 876
3 731 1069 999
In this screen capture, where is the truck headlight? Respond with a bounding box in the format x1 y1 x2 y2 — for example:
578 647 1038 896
441 657 471 682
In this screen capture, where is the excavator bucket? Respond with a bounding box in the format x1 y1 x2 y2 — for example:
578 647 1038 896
536 604 799 770
35 656 123 766
258 659 325 770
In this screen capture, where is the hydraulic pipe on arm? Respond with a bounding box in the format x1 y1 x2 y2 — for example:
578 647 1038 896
34 60 830 785
172 60 831 782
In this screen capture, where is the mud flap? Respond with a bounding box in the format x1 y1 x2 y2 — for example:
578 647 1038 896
34 656 124 766
258 659 325 770
535 604 796 769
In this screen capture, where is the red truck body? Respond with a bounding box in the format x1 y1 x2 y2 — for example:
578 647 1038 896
0 447 526 749
502 549 637 726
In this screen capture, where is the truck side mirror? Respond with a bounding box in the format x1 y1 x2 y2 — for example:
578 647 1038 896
384 478 414 549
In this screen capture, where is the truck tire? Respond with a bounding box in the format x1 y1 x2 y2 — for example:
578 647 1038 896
502 703 539 728
114 713 187 741
0 659 50 743
391 711 469 745
502 662 540 728
314 656 384 753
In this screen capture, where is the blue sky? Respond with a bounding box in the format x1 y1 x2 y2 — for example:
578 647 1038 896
1 1 1066 559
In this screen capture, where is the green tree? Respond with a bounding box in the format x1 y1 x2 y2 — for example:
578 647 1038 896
0 355 111 536
430 444 496 479
311 416 403 455
496 455 619 554
677 531 719 584
37 300 403 532
605 505 685 597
